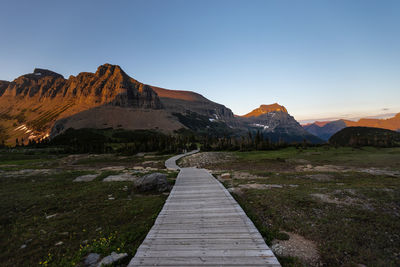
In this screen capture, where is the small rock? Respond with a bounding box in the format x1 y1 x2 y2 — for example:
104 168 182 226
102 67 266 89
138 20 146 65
97 252 128 267
55 241 63 246
103 173 136 182
73 174 98 182
46 213 57 219
221 173 231 179
84 253 100 267
133 166 144 170
20 244 27 249
108 197 115 200
267 184 283 188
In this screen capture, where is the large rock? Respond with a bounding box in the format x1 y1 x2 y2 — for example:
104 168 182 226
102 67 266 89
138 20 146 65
84 253 100 267
134 172 170 192
96 252 128 267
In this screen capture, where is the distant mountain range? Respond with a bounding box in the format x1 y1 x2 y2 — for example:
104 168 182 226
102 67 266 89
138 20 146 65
303 114 400 141
0 64 323 145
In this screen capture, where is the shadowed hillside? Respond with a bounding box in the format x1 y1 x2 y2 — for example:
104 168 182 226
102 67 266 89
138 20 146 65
329 126 400 147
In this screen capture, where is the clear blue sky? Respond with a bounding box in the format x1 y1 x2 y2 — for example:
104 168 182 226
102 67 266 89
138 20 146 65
1 0 399 122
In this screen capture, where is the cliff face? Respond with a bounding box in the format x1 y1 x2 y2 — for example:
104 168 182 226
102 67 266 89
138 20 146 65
1 64 162 108
0 64 164 144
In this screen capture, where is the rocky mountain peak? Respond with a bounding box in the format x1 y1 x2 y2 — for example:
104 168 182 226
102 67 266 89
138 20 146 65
242 103 288 117
33 68 64 79
95 63 125 77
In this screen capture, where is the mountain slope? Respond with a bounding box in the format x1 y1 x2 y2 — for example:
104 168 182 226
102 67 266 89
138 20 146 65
150 86 238 126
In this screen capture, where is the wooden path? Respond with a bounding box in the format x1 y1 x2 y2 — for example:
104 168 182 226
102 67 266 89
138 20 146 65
128 152 280 266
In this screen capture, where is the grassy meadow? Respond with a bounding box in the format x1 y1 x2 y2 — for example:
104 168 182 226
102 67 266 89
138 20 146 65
182 146 400 266
1 146 399 266
0 149 176 266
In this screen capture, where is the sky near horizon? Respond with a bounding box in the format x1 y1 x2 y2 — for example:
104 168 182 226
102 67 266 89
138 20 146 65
0 0 399 122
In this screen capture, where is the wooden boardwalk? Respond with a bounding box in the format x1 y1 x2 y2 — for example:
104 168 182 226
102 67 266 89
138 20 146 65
128 152 280 266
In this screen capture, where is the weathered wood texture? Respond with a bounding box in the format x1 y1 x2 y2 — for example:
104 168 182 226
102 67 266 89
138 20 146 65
129 153 280 266
165 149 199 170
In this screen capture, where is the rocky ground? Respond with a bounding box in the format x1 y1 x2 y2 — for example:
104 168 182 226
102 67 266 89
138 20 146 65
178 151 235 169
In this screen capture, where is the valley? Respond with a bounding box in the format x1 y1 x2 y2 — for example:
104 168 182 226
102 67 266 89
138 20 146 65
1 146 399 266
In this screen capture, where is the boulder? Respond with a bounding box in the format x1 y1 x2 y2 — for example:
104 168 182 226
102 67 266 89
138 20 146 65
84 253 100 267
134 172 170 192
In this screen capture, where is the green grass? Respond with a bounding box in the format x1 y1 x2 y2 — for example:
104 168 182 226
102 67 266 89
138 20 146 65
0 150 173 267
205 147 400 172
0 150 63 170
236 146 400 169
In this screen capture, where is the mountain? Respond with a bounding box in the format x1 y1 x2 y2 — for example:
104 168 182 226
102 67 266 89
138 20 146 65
242 103 288 117
239 105 324 143
303 113 400 141
0 64 238 145
344 113 400 130
150 86 238 127
0 64 321 145
329 126 400 147
303 120 347 141
0 64 177 144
